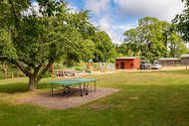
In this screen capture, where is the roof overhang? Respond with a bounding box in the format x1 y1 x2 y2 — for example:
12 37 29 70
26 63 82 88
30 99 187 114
116 57 139 60
159 58 180 61
181 54 189 58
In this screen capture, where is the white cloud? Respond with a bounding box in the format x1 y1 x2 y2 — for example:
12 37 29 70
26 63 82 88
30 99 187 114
98 17 136 44
111 24 137 44
22 2 79 17
84 0 110 17
84 0 124 44
84 0 185 44
99 17 111 31
67 4 79 14
98 17 120 43
21 2 41 16
114 0 185 21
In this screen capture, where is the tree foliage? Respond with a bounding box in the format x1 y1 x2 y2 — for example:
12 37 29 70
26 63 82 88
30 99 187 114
120 17 187 62
0 0 95 90
173 0 189 42
92 31 117 62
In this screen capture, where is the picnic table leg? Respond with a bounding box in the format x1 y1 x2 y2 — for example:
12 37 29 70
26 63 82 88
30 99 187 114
94 81 97 92
62 86 68 95
83 83 88 95
85 83 89 95
80 84 83 96
83 83 85 95
68 86 71 94
51 84 54 96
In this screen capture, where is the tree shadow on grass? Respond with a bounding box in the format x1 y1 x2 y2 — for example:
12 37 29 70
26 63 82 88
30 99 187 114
0 82 51 94
0 82 28 93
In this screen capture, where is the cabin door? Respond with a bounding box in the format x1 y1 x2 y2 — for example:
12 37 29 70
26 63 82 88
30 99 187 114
121 62 125 69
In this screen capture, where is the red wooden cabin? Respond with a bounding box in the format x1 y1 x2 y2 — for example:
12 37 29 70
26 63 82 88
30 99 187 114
116 57 140 70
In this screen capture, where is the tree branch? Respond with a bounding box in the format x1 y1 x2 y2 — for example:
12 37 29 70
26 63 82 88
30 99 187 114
18 58 36 68
37 60 54 82
33 64 42 77
15 61 32 77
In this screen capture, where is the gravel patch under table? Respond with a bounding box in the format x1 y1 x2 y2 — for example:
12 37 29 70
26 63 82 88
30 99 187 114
18 87 119 110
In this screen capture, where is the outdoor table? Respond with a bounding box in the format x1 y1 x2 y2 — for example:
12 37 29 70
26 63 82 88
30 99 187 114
50 78 97 96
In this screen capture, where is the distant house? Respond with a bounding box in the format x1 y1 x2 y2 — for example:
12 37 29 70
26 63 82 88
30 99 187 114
116 57 140 70
181 54 189 70
158 58 181 66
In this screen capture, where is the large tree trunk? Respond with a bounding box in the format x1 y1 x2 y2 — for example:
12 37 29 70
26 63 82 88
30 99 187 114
28 62 54 91
14 60 54 91
11 72 14 79
3 62 7 80
28 77 38 91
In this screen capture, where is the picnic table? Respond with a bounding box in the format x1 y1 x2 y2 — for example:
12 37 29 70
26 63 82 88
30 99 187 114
50 78 97 96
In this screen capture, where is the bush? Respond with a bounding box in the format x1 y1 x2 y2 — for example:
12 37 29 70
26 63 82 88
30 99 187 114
75 66 83 71
43 71 52 78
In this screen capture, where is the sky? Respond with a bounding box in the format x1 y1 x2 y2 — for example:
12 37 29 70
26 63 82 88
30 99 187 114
65 0 185 44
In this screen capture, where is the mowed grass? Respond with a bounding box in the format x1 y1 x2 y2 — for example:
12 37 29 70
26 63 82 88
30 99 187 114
1 71 189 126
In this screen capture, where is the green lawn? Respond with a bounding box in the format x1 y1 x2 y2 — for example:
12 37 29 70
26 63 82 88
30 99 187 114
1 71 189 126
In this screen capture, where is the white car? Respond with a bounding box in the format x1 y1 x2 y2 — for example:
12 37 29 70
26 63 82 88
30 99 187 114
151 64 162 70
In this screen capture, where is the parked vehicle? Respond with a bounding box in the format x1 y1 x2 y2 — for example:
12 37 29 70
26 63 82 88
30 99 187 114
151 64 162 70
140 61 151 69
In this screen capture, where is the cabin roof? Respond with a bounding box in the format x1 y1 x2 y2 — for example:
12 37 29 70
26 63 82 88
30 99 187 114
116 57 139 60
159 58 180 61
181 54 189 58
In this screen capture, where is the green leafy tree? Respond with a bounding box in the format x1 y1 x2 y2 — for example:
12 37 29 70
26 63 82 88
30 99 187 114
62 11 96 66
173 0 189 42
137 17 167 62
122 17 187 62
0 0 94 90
123 28 141 56
92 31 117 62
162 24 187 57
168 28 187 57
